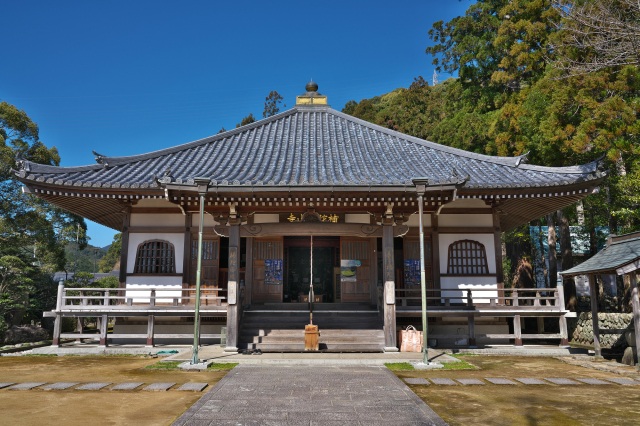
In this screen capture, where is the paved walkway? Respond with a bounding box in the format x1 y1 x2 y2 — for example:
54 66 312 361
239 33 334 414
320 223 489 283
172 365 448 426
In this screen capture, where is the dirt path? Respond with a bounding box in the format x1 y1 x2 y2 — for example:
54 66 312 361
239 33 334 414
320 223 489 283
397 356 640 426
0 356 228 426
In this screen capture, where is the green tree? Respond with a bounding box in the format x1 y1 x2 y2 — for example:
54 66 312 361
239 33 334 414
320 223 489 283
98 233 121 273
236 113 256 128
553 0 640 75
1 102 88 330
263 90 284 118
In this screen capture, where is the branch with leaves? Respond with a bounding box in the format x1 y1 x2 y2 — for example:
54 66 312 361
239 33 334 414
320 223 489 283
553 0 640 75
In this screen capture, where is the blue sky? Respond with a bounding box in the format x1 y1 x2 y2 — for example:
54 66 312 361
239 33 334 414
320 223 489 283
2 1 470 247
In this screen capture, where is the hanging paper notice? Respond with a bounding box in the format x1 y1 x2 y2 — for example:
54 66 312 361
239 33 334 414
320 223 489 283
264 259 283 285
404 259 421 287
340 259 361 282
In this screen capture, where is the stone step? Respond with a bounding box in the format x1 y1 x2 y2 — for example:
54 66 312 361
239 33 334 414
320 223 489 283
249 303 375 311
242 332 384 344
240 329 383 338
240 342 385 352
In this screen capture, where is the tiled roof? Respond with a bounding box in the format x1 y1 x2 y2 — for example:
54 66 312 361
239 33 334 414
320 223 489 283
15 105 603 191
561 234 640 276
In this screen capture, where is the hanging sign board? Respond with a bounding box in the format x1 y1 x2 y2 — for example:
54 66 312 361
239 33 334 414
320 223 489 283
340 259 361 282
264 259 283 285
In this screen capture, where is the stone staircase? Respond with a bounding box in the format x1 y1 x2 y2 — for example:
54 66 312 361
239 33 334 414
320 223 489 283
239 303 385 352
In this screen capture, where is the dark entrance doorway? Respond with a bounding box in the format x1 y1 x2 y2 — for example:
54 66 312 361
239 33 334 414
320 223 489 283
283 236 339 303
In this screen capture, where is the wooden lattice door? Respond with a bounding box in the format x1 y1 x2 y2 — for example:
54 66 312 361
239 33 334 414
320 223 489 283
340 237 373 303
189 237 220 291
251 237 284 303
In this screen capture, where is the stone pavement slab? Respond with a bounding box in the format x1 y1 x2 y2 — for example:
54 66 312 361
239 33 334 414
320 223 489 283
0 382 15 389
405 377 430 385
605 377 639 385
111 382 144 391
576 378 612 385
143 382 175 391
177 383 208 391
76 382 111 390
545 378 580 385
515 378 547 385
41 382 79 390
7 382 45 390
457 378 485 385
172 365 447 426
431 378 457 385
485 378 517 385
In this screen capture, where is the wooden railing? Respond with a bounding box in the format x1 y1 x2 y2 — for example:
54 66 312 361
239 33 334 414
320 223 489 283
394 285 569 346
58 286 227 310
46 284 229 347
395 287 563 310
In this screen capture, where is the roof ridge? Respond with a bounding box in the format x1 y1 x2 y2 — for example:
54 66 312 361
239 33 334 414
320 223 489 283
328 108 600 175
82 108 299 167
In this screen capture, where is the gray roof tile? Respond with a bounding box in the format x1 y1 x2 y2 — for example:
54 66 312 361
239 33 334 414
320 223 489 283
561 234 640 276
16 106 602 191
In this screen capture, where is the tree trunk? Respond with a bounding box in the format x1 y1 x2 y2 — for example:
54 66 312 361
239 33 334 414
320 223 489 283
558 209 573 272
547 213 557 288
558 208 576 310
537 221 548 287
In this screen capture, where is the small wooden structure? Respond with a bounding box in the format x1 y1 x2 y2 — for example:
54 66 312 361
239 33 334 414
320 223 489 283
304 324 320 351
561 232 640 366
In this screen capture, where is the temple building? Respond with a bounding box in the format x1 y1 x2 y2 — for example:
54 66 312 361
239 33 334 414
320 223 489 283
16 82 605 351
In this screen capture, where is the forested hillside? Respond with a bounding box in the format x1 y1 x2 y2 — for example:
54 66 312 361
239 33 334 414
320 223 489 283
343 0 639 284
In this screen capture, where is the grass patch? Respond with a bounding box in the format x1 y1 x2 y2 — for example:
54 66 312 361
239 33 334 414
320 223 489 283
22 354 58 357
145 361 182 370
440 354 478 370
441 359 477 370
385 362 415 371
207 362 237 371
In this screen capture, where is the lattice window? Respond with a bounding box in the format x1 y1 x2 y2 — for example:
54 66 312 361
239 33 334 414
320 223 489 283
447 240 489 275
191 240 218 260
134 240 176 274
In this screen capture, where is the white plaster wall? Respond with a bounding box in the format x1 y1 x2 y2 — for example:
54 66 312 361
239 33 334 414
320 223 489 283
127 233 185 274
405 214 432 228
253 214 280 224
439 234 496 274
441 198 488 209
123 279 183 303
345 214 371 224
191 214 219 227
134 198 176 208
438 214 493 228
440 277 499 303
130 213 185 227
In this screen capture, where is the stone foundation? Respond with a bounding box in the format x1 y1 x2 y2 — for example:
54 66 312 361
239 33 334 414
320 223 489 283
568 312 633 349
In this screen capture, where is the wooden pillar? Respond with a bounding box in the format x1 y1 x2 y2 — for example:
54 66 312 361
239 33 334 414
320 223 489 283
382 216 397 352
224 214 241 352
492 208 504 285
183 213 192 302
431 213 440 290
52 281 64 347
118 205 132 289
557 279 569 346
244 237 253 307
468 315 476 346
588 274 602 358
514 314 523 346
99 315 108 347
99 289 109 347
630 272 640 368
146 315 155 347
467 290 476 346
